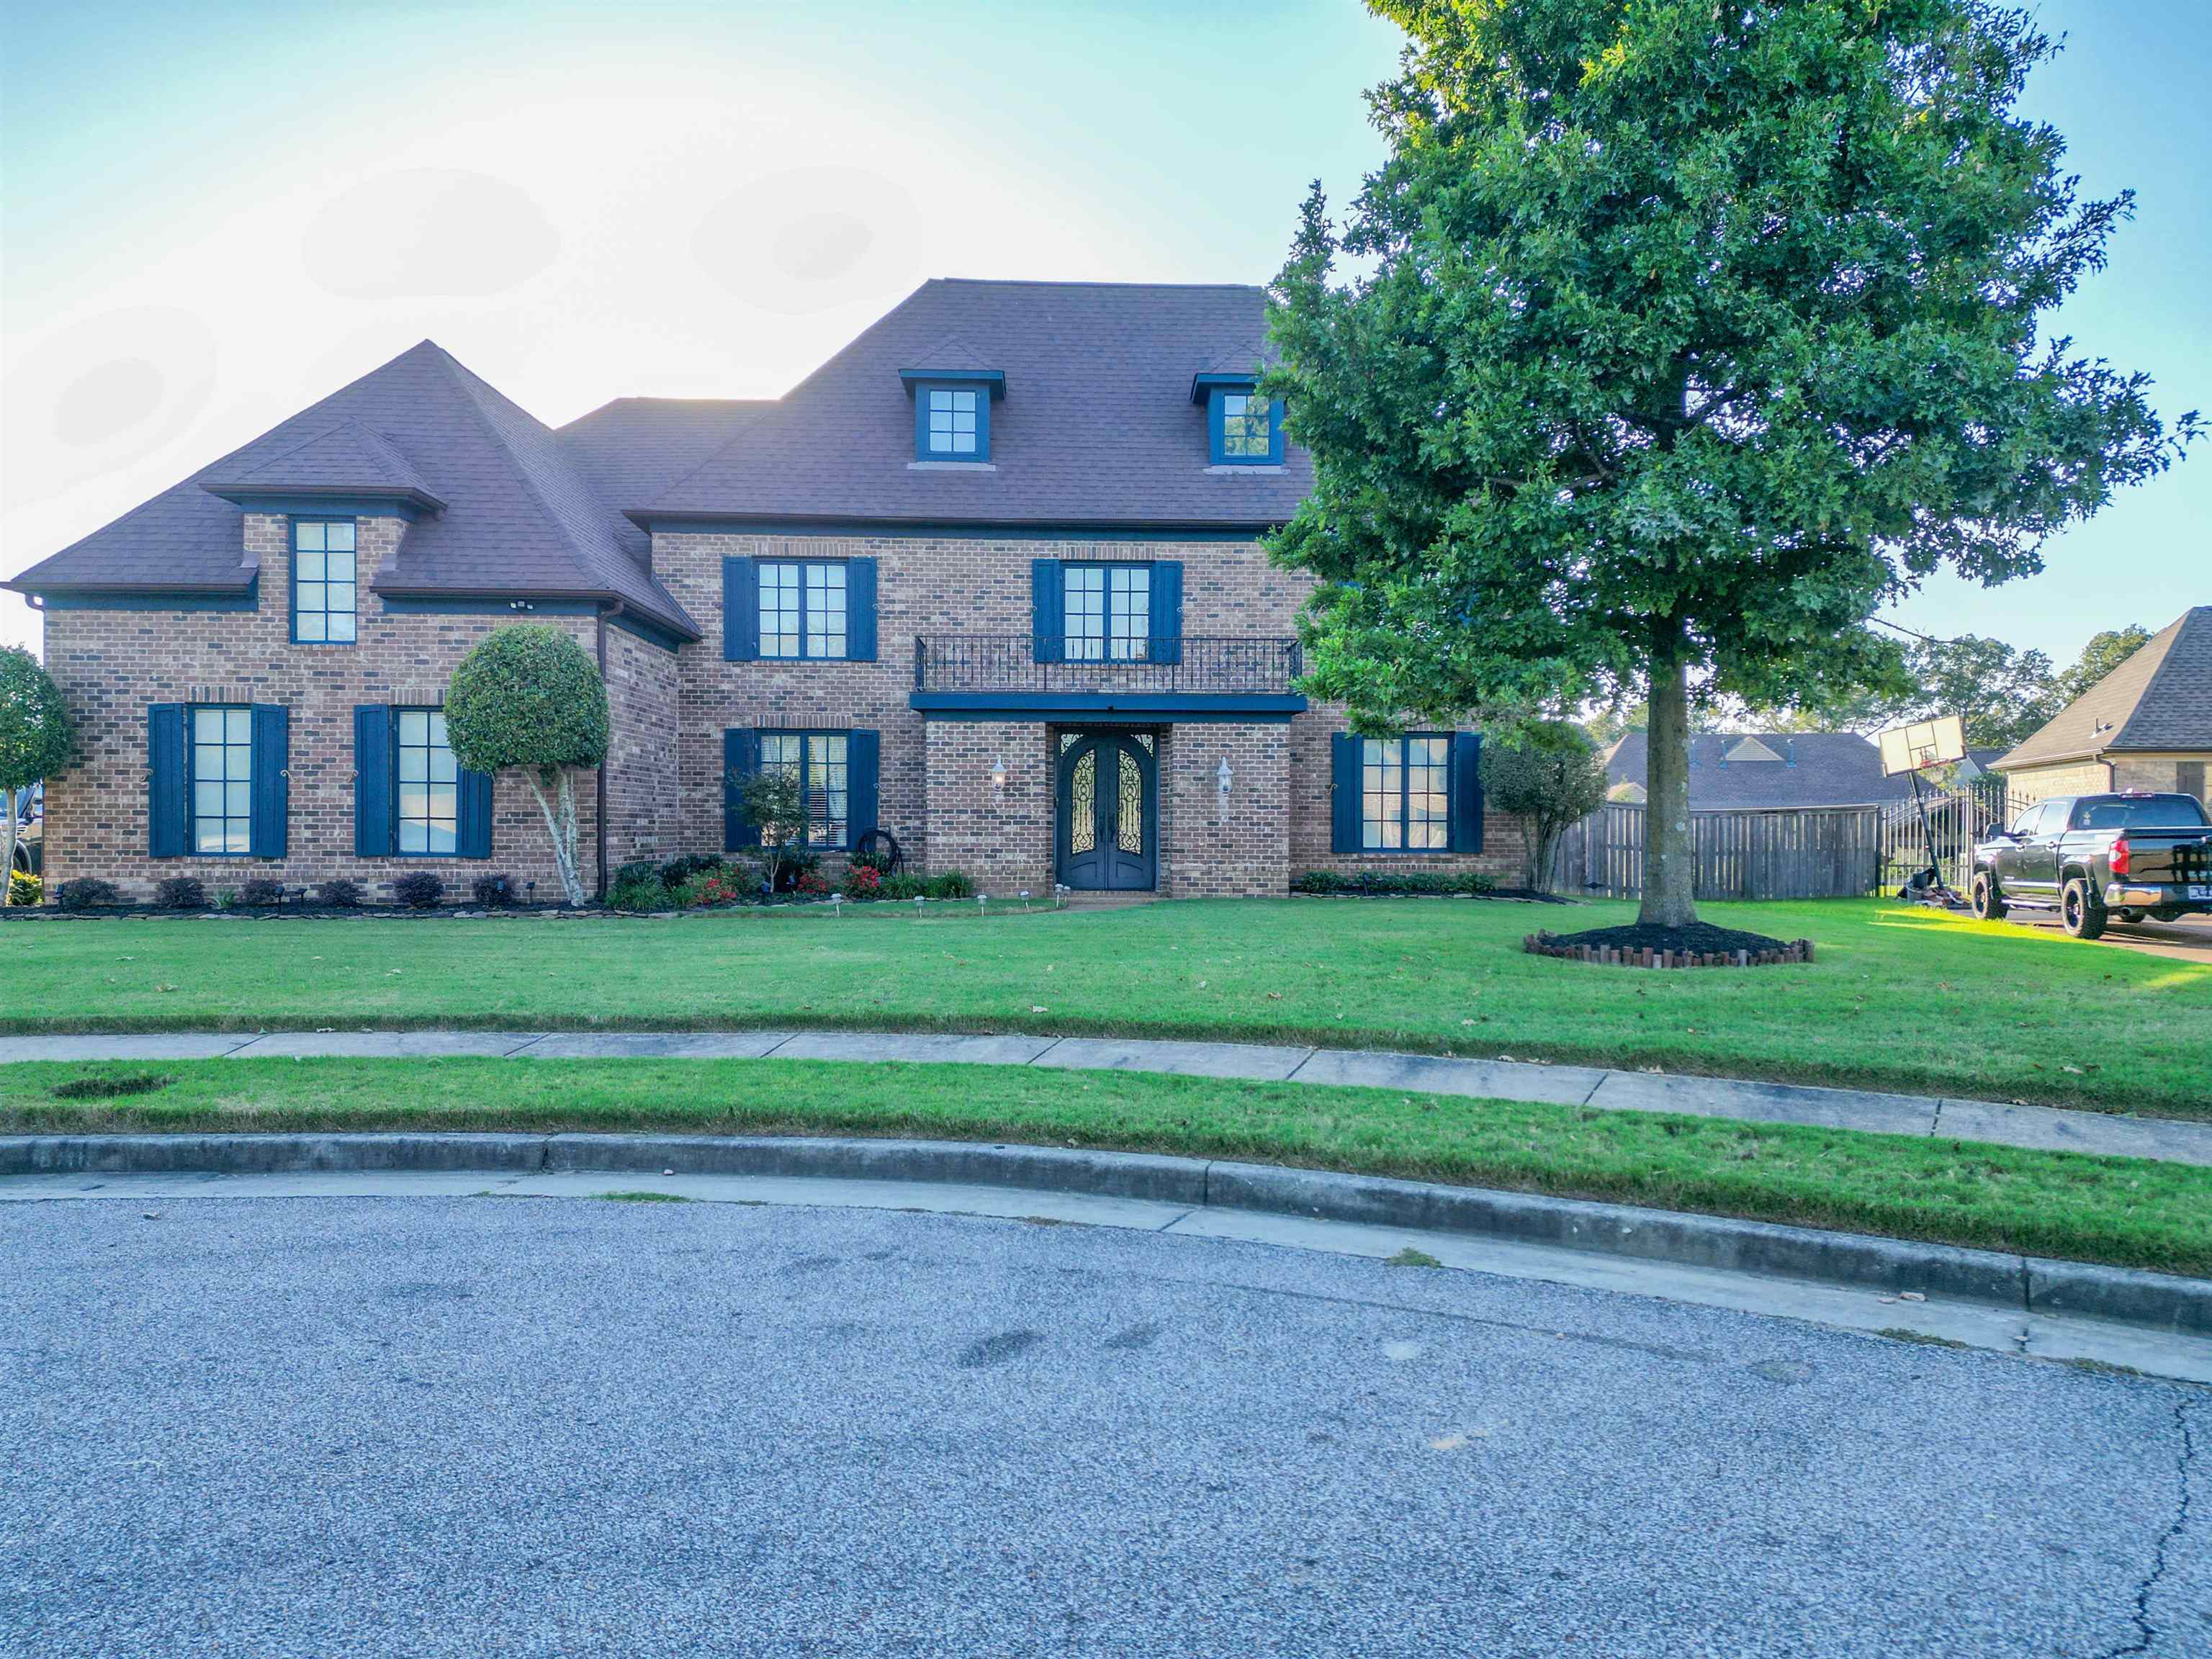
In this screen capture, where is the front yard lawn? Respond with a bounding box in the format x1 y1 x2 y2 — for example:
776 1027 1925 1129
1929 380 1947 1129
7 897 2207 1116
6 1056 2206 1277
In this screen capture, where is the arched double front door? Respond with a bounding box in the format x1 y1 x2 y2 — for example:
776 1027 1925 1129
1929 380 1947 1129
1056 730 1156 891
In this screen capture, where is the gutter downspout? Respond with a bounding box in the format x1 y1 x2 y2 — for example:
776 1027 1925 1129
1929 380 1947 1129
596 604 618 902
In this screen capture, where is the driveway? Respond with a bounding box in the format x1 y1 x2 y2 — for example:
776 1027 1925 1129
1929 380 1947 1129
4 1197 2203 1658
2010 909 2212 962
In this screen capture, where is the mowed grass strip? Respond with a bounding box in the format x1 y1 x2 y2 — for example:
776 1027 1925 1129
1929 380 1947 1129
4 1056 2206 1277
9 897 2208 1115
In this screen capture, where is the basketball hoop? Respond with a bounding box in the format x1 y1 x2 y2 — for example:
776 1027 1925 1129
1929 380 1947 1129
1874 715 1971 909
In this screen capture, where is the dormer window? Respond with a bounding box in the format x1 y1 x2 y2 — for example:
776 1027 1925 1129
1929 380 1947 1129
1192 372 1284 466
925 387 981 457
899 361 1004 464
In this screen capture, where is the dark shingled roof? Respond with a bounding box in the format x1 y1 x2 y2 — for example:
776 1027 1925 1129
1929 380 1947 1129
9 341 699 639
557 397 771 516
1997 608 2212 769
644 279 1310 526
1604 731 1912 810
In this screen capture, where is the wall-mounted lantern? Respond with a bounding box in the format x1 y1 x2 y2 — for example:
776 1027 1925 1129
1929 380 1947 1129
990 755 1008 800
1216 755 1233 806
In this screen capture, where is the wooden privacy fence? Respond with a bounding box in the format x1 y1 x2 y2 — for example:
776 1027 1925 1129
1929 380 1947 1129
1550 804 1883 902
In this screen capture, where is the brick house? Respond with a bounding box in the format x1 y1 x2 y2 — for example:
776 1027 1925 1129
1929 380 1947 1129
9 280 1524 902
1995 606 2212 811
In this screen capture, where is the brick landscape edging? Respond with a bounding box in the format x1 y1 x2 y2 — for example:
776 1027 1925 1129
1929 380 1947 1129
6 1131 2203 1336
1524 931 1815 968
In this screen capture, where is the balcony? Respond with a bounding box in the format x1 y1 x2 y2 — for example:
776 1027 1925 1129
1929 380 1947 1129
911 634 1308 721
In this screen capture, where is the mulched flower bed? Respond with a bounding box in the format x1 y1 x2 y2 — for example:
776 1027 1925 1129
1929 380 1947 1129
1526 920 1812 969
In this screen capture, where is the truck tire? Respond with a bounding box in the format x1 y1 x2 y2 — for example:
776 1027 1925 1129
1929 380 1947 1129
1970 873 2007 921
2062 878 2108 940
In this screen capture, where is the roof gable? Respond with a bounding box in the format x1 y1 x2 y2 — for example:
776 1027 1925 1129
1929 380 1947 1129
1996 608 2212 768
645 279 1310 526
202 418 444 509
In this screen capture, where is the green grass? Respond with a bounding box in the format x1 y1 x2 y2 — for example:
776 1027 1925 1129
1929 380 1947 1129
7 897 2208 1115
5 1054 2206 1276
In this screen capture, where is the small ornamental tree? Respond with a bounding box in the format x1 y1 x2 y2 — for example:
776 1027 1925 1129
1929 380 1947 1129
443 626 608 907
737 767 808 896
1268 0 2195 931
1481 723 1607 894
1 647 73 905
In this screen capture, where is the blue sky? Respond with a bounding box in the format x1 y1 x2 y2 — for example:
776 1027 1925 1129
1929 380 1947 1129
3 0 2204 671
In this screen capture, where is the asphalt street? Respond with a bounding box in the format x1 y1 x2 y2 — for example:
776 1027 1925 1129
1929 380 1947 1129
1 1195 2203 1658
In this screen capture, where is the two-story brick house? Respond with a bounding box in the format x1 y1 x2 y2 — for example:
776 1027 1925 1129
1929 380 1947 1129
10 280 1524 902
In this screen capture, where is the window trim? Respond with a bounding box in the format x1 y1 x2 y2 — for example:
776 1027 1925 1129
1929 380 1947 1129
186 703 256 858
288 516 360 645
1058 561 1154 664
911 379 994 462
757 729 853 849
1358 732 1454 855
755 558 853 662
392 706 462 859
1206 384 1284 467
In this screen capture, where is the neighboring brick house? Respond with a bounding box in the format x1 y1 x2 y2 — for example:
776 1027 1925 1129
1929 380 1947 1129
1996 606 2212 811
9 280 1524 902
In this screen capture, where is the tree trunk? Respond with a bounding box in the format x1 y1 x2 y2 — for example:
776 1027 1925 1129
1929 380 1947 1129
1639 647 1698 929
524 767 590 908
1 790 18 907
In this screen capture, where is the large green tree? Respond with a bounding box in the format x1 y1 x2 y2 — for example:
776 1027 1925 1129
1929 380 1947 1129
1269 0 2193 927
0 647 72 904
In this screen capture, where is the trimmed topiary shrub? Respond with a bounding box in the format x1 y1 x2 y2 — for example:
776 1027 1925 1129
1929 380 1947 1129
472 872 518 909
156 876 207 911
318 877 364 908
392 871 444 909
236 878 285 907
55 877 120 910
444 626 608 907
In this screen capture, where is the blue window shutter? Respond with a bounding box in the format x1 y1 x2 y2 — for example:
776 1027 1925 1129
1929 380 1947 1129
457 767 494 859
1267 397 1287 464
354 705 394 857
1148 562 1184 665
846 729 880 850
724 728 760 853
1330 733 1360 855
723 557 757 660
847 558 878 661
250 705 289 859
1031 559 1063 665
147 704 186 858
1450 732 1485 853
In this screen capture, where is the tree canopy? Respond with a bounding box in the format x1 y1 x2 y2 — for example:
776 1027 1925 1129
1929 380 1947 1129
1268 0 2194 925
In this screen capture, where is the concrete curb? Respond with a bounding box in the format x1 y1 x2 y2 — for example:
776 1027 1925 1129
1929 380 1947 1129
6 1130 2206 1337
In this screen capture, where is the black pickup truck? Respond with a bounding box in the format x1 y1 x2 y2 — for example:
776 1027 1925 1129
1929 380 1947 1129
1970 792 2212 938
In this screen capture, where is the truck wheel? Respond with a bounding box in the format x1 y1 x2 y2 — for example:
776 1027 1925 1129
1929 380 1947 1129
2062 878 2108 940
1970 873 2008 921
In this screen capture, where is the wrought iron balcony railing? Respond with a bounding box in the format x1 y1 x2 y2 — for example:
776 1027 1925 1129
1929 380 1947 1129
914 634 1303 696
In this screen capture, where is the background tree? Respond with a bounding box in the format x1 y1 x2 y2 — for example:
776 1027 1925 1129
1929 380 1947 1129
1885 634 2059 749
443 626 608 907
2051 624 2152 707
0 647 72 905
1269 0 2193 930
1481 722 1607 894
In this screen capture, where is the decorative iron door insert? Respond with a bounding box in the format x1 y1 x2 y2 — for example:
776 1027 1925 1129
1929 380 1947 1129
1056 731 1156 891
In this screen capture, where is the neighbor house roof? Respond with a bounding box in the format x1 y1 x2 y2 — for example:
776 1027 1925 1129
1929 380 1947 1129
642 279 1310 527
1602 731 1912 811
8 341 700 640
1996 608 2212 770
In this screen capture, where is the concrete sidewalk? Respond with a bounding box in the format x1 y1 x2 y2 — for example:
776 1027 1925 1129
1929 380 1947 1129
4 1026 2207 1169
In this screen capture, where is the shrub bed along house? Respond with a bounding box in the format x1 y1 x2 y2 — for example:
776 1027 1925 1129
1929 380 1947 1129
1295 870 1498 897
236 879 285 908
155 877 207 911
392 872 444 909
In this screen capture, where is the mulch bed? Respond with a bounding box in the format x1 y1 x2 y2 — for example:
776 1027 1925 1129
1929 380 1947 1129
1527 920 1812 969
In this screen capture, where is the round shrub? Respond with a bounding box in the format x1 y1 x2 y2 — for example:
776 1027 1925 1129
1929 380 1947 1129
444 627 608 777
318 877 364 909
236 878 285 907
156 876 207 911
659 853 723 887
472 872 518 909
55 877 120 910
844 863 883 899
392 871 444 909
6 871 40 907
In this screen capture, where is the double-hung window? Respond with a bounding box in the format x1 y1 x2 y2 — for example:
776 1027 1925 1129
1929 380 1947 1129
1361 736 1451 851
395 709 459 855
292 519 357 642
190 707 254 855
1063 564 1151 662
760 732 850 847
925 387 979 456
758 561 849 660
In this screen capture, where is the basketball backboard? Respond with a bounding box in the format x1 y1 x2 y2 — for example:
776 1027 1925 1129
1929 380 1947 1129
1876 715 1968 777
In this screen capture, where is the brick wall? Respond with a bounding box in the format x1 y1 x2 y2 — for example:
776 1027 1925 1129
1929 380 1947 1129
923 721 1055 895
34 512 645 903
2002 759 2113 808
601 621 683 870
1160 723 1291 898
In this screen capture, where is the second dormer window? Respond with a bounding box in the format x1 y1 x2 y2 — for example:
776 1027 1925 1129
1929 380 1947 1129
926 387 979 457
1207 385 1282 466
